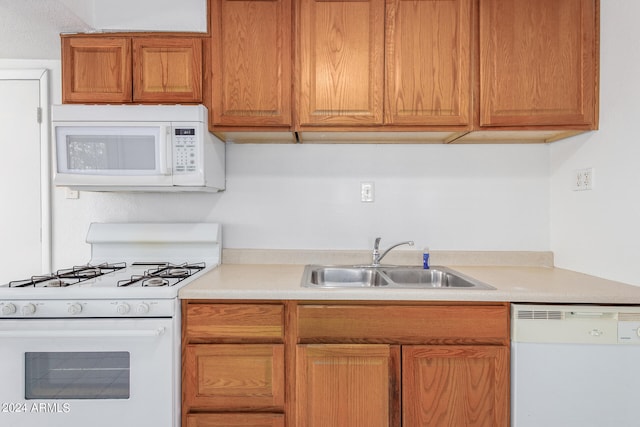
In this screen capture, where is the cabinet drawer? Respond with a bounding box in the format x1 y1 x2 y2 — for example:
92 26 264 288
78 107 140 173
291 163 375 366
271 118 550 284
183 344 285 411
186 413 285 427
184 303 284 342
297 304 509 344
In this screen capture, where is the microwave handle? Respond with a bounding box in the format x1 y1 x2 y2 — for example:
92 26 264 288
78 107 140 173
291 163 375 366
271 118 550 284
159 125 171 175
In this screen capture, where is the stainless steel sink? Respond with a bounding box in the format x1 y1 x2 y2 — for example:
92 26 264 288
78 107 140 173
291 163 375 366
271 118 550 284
302 265 494 290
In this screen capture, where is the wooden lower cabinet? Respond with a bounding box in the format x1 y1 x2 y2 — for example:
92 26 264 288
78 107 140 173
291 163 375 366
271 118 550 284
182 301 509 427
183 344 285 411
186 413 285 427
402 345 509 427
296 344 400 427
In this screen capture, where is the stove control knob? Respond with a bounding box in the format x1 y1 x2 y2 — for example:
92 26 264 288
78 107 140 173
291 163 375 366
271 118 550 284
116 303 130 315
1 303 17 315
21 303 36 316
136 303 150 315
68 303 83 315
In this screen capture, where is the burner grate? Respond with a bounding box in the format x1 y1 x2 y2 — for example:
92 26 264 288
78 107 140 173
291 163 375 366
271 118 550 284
117 262 206 288
8 262 127 288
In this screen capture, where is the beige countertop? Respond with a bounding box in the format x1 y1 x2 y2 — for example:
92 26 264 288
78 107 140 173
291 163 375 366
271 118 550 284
179 263 640 304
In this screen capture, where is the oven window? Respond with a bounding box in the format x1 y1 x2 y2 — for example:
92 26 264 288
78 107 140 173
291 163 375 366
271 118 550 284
25 352 130 400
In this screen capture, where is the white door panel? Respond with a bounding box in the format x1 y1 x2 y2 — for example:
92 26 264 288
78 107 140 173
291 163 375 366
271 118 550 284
0 70 50 284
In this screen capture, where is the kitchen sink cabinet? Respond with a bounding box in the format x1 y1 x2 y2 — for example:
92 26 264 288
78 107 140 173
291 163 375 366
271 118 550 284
209 0 292 128
296 344 400 427
402 345 509 426
294 302 510 426
62 35 203 104
182 302 286 425
478 0 598 129
182 301 510 426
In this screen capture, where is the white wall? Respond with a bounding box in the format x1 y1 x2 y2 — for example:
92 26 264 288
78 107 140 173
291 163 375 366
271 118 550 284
550 0 640 286
52 143 551 267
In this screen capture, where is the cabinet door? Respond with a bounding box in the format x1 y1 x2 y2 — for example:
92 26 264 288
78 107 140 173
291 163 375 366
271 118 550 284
296 344 400 427
183 344 285 411
479 0 598 127
186 413 284 427
297 0 385 126
133 37 203 103
211 0 291 126
403 345 509 427
62 37 132 103
385 0 472 126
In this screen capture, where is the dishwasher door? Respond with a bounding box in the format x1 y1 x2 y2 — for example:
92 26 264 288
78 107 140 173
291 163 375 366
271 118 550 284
511 304 640 427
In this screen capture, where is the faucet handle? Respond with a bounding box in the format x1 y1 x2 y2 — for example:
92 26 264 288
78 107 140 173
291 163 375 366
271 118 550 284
374 237 381 250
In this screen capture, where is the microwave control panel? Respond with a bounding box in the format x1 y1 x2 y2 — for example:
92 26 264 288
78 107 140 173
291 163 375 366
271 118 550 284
173 128 198 173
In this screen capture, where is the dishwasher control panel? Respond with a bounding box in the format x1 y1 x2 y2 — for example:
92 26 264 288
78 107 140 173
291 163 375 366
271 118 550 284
618 321 640 343
512 304 640 345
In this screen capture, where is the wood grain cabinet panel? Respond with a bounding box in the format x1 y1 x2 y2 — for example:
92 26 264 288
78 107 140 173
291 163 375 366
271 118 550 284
385 0 472 126
402 345 509 427
183 344 285 411
296 344 400 427
297 304 509 344
184 303 284 343
186 413 285 427
479 0 598 128
133 37 202 103
210 0 292 126
62 37 132 103
297 0 385 126
62 35 204 104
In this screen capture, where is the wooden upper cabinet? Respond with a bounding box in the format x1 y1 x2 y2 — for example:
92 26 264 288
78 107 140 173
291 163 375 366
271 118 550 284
62 35 204 104
297 0 385 126
62 37 132 103
385 0 472 126
133 37 202 103
210 0 292 127
479 0 598 128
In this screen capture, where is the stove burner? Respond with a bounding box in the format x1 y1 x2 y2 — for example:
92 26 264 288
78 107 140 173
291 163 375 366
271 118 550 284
142 277 170 287
166 268 189 277
44 279 71 288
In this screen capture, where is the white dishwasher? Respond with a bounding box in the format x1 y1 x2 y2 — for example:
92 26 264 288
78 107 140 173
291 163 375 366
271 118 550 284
511 304 640 427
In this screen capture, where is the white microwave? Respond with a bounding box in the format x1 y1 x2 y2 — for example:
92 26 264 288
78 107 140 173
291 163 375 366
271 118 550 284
52 104 225 192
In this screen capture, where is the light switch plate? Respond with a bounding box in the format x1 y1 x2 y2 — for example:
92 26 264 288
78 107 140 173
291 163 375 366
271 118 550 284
361 182 375 202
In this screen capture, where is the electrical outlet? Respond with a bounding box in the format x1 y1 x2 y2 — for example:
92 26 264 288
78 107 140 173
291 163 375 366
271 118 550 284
361 182 375 202
65 188 80 199
573 168 593 191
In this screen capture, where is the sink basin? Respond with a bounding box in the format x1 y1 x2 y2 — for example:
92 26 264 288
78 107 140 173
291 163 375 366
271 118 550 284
308 267 390 288
302 265 494 290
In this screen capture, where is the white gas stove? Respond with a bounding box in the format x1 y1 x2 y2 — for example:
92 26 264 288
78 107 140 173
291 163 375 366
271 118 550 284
0 222 220 318
0 222 220 427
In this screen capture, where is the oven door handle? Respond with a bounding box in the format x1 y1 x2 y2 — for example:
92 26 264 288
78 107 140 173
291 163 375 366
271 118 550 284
0 327 166 338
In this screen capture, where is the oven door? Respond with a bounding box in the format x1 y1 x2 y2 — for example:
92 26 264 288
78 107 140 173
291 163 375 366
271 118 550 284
0 318 177 427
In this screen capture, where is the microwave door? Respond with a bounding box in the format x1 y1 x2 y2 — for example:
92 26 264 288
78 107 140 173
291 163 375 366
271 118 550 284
54 124 173 188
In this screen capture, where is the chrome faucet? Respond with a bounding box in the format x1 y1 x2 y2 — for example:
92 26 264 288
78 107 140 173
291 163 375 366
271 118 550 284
372 237 414 266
